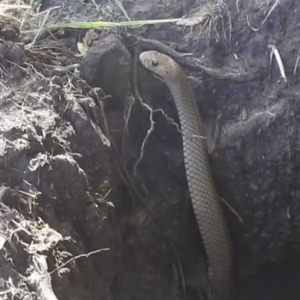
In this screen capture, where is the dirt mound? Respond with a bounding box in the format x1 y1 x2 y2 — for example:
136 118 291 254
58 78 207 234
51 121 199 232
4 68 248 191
1 0 300 300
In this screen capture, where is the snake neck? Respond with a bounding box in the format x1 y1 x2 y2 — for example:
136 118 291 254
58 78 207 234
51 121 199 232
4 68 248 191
164 64 206 141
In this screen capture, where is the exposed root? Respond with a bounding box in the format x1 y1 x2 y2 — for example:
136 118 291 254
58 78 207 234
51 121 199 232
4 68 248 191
153 108 181 134
130 45 181 175
133 99 155 176
27 254 59 300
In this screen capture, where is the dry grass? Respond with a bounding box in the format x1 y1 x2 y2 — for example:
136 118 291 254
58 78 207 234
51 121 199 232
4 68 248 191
0 0 183 81
177 0 232 44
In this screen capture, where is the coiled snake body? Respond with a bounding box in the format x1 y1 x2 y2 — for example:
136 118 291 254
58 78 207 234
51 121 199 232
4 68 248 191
139 51 234 300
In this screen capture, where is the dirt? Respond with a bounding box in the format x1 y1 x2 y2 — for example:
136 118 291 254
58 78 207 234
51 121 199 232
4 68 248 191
1 0 300 299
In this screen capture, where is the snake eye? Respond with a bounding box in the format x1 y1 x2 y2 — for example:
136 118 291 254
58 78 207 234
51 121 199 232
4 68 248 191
151 61 159 67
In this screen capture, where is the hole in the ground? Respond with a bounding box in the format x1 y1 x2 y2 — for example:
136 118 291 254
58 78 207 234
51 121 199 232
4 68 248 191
237 255 300 300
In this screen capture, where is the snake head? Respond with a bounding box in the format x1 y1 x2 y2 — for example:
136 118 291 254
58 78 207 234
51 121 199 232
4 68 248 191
139 50 176 80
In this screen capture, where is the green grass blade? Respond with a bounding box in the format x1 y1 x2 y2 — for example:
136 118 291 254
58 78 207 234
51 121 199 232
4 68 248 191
23 18 181 33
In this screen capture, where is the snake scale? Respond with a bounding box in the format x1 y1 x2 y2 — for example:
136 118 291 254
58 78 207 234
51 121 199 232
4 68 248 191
139 50 234 300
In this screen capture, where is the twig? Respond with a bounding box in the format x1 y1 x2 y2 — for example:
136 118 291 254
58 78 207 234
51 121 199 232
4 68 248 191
268 45 287 83
49 248 110 276
261 0 281 26
246 0 281 31
220 197 243 223
294 52 300 75
246 14 259 31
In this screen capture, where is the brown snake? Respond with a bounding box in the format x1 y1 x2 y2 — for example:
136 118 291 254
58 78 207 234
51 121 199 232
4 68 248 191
139 50 234 300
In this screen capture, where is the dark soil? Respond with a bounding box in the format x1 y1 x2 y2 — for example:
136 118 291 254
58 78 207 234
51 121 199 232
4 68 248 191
1 0 300 299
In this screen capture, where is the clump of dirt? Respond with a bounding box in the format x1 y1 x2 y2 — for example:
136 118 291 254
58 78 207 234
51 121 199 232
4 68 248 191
2 0 300 300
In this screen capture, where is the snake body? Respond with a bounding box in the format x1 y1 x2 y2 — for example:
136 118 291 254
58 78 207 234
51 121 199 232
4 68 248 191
139 51 234 300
